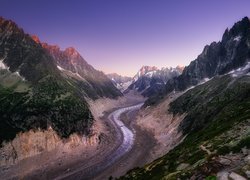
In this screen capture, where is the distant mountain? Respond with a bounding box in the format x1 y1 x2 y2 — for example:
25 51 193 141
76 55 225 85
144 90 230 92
133 66 158 81
146 16 250 105
127 65 183 96
106 73 133 92
32 36 122 100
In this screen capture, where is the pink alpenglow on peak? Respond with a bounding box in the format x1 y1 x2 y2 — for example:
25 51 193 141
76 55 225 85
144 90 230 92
31 34 81 60
64 47 81 59
31 35 41 44
176 65 185 71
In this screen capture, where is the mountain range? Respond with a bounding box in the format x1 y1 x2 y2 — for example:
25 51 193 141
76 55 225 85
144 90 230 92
108 65 183 96
127 65 183 96
0 15 250 180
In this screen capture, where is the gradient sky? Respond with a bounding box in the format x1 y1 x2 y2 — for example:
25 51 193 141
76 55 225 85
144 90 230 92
1 0 250 76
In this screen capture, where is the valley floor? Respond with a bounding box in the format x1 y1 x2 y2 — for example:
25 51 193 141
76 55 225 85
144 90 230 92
94 107 157 179
0 91 157 179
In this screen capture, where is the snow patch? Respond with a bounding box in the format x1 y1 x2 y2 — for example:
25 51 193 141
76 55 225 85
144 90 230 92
0 59 8 69
185 86 195 92
241 61 250 71
138 71 141 77
145 70 156 78
233 35 241 42
204 78 210 82
184 62 250 93
185 77 212 92
14 71 26 81
75 73 84 80
119 80 133 92
57 65 85 81
57 65 66 71
0 59 26 81
227 62 250 77
199 77 212 85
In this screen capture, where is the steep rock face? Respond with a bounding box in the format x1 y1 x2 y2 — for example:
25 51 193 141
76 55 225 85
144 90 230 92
128 66 183 96
0 127 100 166
106 73 133 92
146 17 250 106
38 40 122 100
162 17 250 97
0 128 62 166
0 17 93 146
0 19 56 83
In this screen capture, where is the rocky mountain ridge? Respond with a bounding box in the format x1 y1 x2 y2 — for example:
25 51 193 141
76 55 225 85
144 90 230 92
32 35 122 99
127 65 183 96
146 16 250 105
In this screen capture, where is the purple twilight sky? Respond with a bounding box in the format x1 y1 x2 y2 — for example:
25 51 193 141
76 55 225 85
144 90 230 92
1 0 250 76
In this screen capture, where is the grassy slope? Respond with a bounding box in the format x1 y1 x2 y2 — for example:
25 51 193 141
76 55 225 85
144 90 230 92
121 75 250 180
0 67 93 145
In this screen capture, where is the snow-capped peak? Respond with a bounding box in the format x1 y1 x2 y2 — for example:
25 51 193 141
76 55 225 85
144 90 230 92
133 66 158 80
145 70 157 77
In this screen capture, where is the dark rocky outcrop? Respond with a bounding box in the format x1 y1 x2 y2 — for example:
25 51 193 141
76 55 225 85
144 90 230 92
146 17 250 105
121 17 250 180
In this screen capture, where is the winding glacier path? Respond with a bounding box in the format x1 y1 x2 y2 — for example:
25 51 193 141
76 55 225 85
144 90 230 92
56 102 144 180
106 103 144 165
